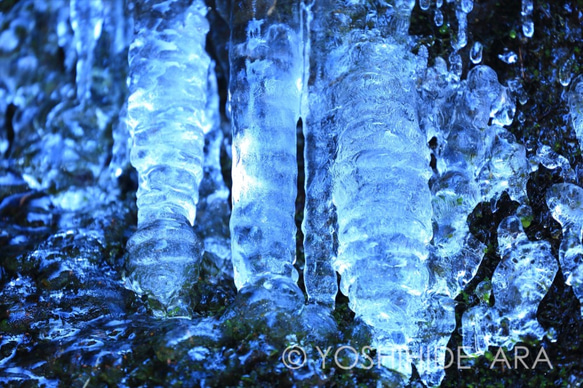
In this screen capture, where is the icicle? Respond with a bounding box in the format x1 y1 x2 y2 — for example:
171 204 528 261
569 75 583 146
227 0 304 309
125 0 211 317
546 183 583 316
426 66 501 298
453 0 472 50
70 0 104 101
302 0 338 319
316 1 436 381
462 214 558 355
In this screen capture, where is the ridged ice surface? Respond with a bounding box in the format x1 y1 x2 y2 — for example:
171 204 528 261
462 215 558 355
546 183 583 316
229 0 302 291
125 0 211 316
322 1 431 377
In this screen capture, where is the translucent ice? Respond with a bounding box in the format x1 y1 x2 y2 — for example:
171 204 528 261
302 1 339 311
470 41 483 64
568 75 583 145
546 183 583 315
125 0 211 316
463 215 558 355
425 65 503 297
228 0 304 302
534 145 576 182
453 0 472 50
321 1 434 380
70 0 104 101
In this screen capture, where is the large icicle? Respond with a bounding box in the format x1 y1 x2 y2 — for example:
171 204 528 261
125 0 211 316
320 1 435 381
462 215 557 354
228 0 304 309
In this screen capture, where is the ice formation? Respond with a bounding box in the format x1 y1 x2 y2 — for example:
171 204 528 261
309 0 435 380
70 0 103 101
2 0 583 385
228 0 304 304
546 183 583 315
424 65 501 298
462 215 558 354
125 0 211 316
543 76 583 315
569 75 583 144
301 0 338 315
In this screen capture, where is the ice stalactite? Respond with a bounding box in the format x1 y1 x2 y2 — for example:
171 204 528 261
227 0 304 314
125 0 211 317
301 0 338 329
70 0 104 102
462 215 558 354
317 0 434 381
454 0 472 51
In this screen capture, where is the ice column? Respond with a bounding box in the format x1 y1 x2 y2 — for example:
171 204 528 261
229 0 303 295
462 215 557 354
125 0 211 316
322 1 432 380
546 183 583 316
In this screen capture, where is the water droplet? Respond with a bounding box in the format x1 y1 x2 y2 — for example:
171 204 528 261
498 51 518 64
419 0 430 11
436 0 443 8
434 10 444 27
522 20 534 38
449 52 462 79
470 41 483 64
461 0 474 14
559 61 573 87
